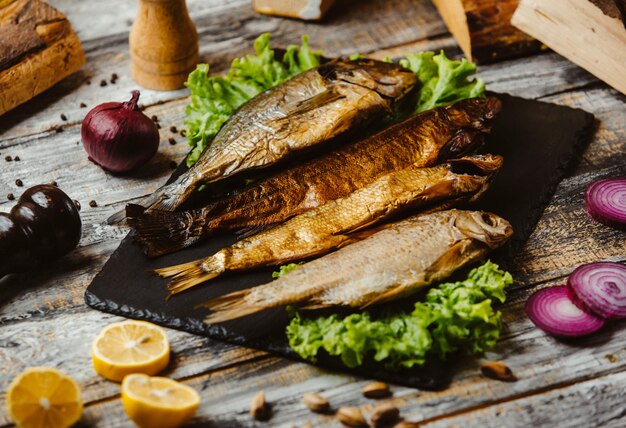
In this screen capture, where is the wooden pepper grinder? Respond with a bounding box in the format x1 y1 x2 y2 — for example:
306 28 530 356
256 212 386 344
129 0 199 91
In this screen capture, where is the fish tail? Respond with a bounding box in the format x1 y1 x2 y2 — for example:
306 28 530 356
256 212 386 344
127 204 212 257
200 290 265 323
107 173 200 225
154 258 224 298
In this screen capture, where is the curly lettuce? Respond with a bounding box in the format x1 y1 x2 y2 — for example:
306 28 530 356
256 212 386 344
184 34 485 167
400 51 485 114
286 261 512 369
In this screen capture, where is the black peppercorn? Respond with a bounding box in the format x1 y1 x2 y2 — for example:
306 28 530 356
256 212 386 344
14 156 20 161
60 114 67 121
15 179 23 187
89 200 97 208
73 200 81 211
80 102 87 108
7 193 15 201
5 155 12 162
170 126 177 133
100 80 107 87
168 138 176 145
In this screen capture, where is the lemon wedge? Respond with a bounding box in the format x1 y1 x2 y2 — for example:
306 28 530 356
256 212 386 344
6 367 83 428
92 320 170 382
122 374 200 428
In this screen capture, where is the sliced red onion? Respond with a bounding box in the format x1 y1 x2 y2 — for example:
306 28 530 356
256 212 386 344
526 285 605 337
585 177 626 229
568 262 626 319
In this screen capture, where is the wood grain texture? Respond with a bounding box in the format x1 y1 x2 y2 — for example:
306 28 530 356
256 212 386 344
20 283 626 427
432 0 541 63
422 370 626 428
0 0 625 426
513 0 626 95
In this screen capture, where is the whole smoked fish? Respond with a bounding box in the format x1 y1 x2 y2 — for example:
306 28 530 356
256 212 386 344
129 97 502 257
201 209 513 323
108 59 417 223
156 155 503 296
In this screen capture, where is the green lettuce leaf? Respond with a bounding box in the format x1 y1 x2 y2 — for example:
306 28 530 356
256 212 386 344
286 261 512 369
184 34 485 167
399 51 485 113
184 34 322 166
272 263 301 279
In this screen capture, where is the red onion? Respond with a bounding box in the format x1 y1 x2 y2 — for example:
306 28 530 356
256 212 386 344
585 177 626 229
568 262 626 319
526 285 605 337
81 90 159 174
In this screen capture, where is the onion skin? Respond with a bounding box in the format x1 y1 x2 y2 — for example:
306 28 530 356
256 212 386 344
568 262 626 319
0 185 82 278
526 285 605 337
81 90 159 174
585 177 626 230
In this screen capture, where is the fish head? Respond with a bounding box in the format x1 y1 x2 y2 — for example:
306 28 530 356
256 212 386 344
454 210 513 249
320 59 417 100
448 154 504 201
437 97 503 161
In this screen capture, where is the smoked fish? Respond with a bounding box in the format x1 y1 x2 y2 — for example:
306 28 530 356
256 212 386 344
129 97 502 257
155 155 503 297
200 209 513 323
108 59 417 224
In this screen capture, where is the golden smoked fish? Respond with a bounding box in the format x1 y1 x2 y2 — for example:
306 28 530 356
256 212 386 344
199 209 513 323
128 97 502 257
108 59 417 224
155 155 503 297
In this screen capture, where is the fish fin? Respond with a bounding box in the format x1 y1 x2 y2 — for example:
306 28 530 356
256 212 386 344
298 303 331 310
360 287 410 309
281 88 345 118
127 205 206 257
346 223 391 240
200 290 265 323
154 258 223 299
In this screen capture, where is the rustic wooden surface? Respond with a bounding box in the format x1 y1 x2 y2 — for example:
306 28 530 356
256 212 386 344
0 0 624 426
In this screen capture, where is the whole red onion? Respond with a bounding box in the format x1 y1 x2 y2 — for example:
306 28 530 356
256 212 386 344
81 90 159 174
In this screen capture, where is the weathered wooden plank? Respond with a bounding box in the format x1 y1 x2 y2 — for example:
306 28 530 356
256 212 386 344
511 163 626 285
50 0 247 44
47 283 626 427
0 309 265 426
0 0 446 141
539 87 626 175
422 370 626 428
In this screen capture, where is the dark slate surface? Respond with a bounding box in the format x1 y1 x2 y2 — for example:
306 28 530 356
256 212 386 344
85 93 595 389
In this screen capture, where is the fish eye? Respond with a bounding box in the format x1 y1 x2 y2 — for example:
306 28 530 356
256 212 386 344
481 213 494 226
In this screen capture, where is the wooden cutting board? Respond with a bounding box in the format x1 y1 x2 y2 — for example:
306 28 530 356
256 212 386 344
85 93 594 389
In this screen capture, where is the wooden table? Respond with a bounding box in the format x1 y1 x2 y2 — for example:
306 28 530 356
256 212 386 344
1 0 625 426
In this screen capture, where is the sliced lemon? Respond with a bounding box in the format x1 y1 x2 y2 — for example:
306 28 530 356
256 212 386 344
92 320 170 382
121 374 200 428
6 367 83 428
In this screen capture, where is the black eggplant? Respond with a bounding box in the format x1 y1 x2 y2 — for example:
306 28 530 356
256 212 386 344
0 184 82 278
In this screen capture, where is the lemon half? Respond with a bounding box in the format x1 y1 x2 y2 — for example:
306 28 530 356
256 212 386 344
122 374 200 428
6 367 83 428
92 320 170 382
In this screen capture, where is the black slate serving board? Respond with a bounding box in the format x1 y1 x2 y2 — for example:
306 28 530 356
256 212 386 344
85 93 594 389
